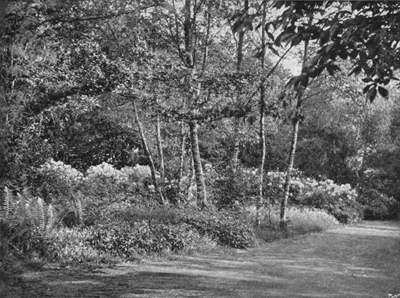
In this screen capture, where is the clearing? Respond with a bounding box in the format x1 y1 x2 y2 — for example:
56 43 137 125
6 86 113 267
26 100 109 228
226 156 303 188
2 220 400 298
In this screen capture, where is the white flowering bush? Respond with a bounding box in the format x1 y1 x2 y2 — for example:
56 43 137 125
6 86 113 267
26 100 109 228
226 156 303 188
85 162 129 183
36 159 84 204
38 159 84 186
218 167 362 223
130 164 152 181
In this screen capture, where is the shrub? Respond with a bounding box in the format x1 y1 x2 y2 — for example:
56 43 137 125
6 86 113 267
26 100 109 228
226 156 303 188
35 159 84 204
87 220 204 258
358 189 400 220
182 208 255 249
44 227 117 264
298 191 363 224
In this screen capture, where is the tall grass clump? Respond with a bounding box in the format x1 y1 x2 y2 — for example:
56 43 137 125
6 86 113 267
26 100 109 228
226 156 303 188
253 206 339 242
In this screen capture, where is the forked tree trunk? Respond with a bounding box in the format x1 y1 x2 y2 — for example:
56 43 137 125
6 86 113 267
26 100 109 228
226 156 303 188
189 121 207 208
133 101 166 204
182 0 210 208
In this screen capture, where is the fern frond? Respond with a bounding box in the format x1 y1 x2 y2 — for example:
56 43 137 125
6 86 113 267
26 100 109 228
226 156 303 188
37 197 46 231
46 204 55 231
3 186 11 221
22 186 32 200
17 192 27 224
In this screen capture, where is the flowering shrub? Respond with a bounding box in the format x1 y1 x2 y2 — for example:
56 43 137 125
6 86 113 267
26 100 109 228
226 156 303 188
218 167 362 223
265 170 362 223
36 159 84 203
38 159 84 185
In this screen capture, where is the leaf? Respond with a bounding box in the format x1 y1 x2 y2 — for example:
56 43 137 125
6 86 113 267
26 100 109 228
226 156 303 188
361 77 373 83
338 51 348 60
362 84 372 94
309 66 325 78
329 24 338 38
267 31 275 42
366 86 377 103
348 66 362 76
268 44 280 56
286 76 299 89
326 64 341 76
320 31 330 46
291 35 302 47
378 86 389 98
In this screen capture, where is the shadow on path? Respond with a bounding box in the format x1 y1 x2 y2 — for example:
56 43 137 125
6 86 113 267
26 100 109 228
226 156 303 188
8 221 400 298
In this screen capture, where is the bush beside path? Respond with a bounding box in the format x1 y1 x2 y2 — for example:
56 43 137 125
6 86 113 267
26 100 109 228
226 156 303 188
3 221 400 298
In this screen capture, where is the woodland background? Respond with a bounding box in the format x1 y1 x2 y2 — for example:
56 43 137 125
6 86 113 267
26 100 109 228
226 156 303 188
0 0 400 265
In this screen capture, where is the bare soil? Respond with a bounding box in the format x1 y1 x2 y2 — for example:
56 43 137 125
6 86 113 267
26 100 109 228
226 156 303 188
1 220 400 298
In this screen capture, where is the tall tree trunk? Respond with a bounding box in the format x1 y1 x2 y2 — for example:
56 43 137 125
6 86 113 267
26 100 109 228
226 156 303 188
156 115 165 187
230 0 248 171
189 121 207 208
133 102 165 204
177 120 186 195
280 115 300 228
0 0 9 189
255 1 267 226
280 15 313 229
183 0 210 208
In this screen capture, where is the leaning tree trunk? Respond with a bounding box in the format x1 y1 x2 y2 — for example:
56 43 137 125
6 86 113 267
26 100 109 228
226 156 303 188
280 115 300 228
133 101 165 204
279 15 313 229
189 121 207 208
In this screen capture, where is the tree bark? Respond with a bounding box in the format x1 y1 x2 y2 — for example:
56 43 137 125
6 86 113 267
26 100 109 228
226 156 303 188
189 120 207 208
280 116 300 228
177 120 186 195
0 0 8 189
133 101 165 204
280 15 313 229
255 1 267 226
156 115 165 187
230 0 249 172
182 0 210 208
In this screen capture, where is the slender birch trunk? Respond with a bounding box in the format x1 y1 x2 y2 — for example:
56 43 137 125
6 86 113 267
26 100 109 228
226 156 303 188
177 120 186 194
230 0 249 172
189 121 207 208
156 115 165 187
133 102 165 204
280 115 300 228
255 2 267 226
280 16 313 229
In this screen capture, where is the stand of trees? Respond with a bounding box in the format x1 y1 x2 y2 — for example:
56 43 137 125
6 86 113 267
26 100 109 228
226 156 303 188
1 0 400 224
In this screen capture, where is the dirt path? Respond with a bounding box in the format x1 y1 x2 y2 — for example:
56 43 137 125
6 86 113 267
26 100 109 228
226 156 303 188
6 221 400 298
